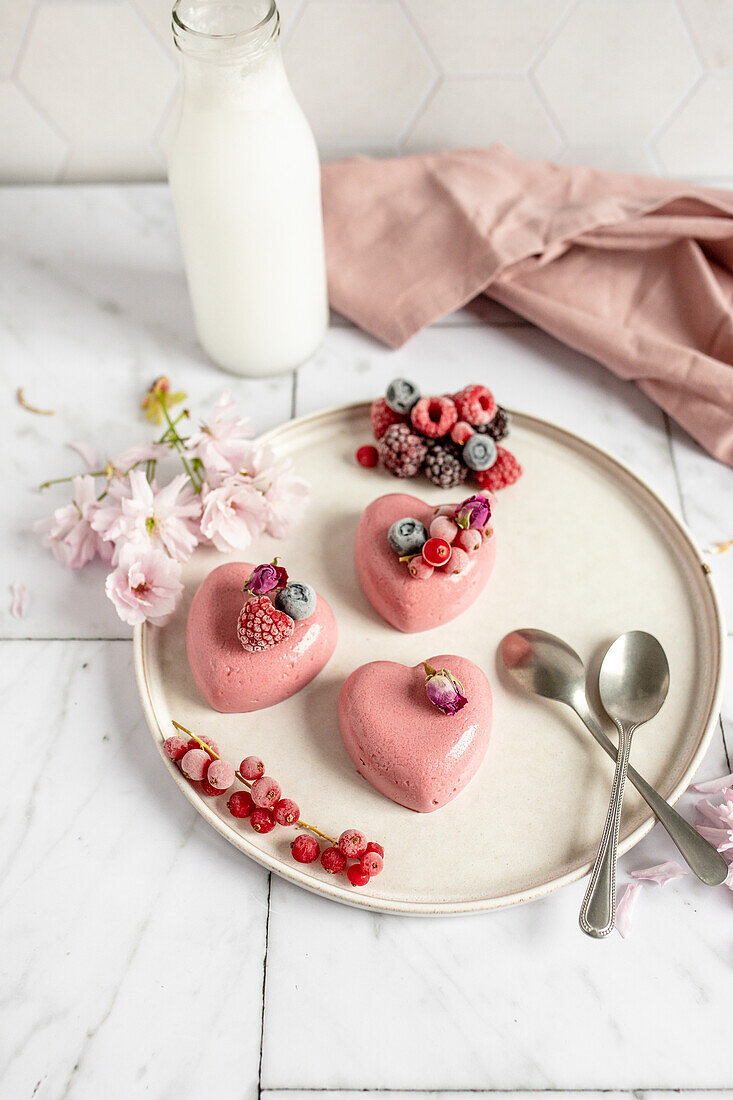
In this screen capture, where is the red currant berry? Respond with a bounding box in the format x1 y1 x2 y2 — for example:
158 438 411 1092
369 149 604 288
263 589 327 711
338 828 368 859
201 778 222 796
163 736 188 762
422 537 452 568
356 444 379 468
292 834 320 863
273 798 300 826
251 776 281 809
206 758 235 792
240 755 265 780
321 846 347 874
347 864 370 887
250 809 276 833
188 735 219 756
228 791 254 818
365 841 385 859
361 851 383 876
180 748 210 781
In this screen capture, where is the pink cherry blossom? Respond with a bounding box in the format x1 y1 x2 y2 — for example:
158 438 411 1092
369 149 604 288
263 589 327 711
697 787 733 892
186 391 254 478
111 442 170 473
630 861 687 886
616 882 641 938
105 544 183 626
93 470 201 562
34 475 112 569
199 476 269 552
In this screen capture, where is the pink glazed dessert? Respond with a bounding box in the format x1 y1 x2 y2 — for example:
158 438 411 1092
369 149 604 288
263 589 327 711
338 654 493 813
355 492 496 632
187 561 337 713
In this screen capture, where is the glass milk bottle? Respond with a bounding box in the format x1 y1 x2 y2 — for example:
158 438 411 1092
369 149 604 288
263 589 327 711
169 0 328 377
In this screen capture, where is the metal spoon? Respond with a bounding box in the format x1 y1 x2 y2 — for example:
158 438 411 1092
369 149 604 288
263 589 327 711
500 629 728 893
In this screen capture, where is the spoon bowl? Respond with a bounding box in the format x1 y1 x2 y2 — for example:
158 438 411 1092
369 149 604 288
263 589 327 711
500 629 586 707
599 631 670 727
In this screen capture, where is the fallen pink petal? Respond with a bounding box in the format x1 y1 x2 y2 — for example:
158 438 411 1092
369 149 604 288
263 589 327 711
616 883 642 939
691 772 733 793
630 861 687 886
68 440 99 469
10 582 28 619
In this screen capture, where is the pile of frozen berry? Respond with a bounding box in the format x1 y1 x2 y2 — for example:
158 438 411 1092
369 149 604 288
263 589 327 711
237 560 317 653
388 493 493 580
356 378 521 492
163 728 384 888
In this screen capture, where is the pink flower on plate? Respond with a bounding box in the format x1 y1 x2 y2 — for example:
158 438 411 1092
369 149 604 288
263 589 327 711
93 470 201 562
199 476 269 552
186 391 254 478
105 544 183 626
262 457 311 538
34 475 112 569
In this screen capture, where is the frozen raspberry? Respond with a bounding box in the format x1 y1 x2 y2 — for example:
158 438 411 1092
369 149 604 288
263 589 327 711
361 851 383 876
424 441 468 490
477 406 510 442
251 776 281 809
163 736 188 762
228 790 255 818
347 864 371 887
453 384 496 426
454 527 482 553
273 798 300 826
206 758 235 792
429 515 457 543
446 546 470 575
250 809 276 833
450 420 475 446
370 396 405 440
321 846 347 874
356 444 379 468
365 841 384 859
408 557 434 580
410 396 458 439
338 828 368 859
180 748 210 781
238 595 294 653
422 537 452 567
188 735 219 756
240 755 265 780
292 834 320 863
377 423 427 478
475 446 522 491
202 778 223 796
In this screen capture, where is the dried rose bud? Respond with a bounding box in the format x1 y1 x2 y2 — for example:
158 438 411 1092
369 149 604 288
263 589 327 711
243 560 289 595
455 494 491 530
422 662 467 716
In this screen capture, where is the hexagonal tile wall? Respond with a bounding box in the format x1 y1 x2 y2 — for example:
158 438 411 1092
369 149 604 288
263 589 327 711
655 74 733 177
0 82 67 182
679 0 733 69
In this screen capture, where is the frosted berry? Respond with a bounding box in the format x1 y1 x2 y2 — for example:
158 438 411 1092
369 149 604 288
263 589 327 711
273 798 300 826
356 444 379 468
206 758 235 792
365 841 385 859
276 582 316 621
454 527 482 553
240 756 265 780
422 537 452 568
228 790 255 818
446 546 470 575
347 864 371 887
410 395 458 439
370 396 405 440
424 440 468 490
385 378 420 415
238 595 294 652
338 828 368 859
163 736 188 762
321 846 347 874
453 384 496 426
292 834 320 863
188 735 219 756
361 851 383 876
478 406 510 442
463 433 497 472
450 420 475 446
408 557 434 580
377 423 427 478
251 776 281 809
180 748 210 781
429 515 457 543
202 778 222 796
250 809 276 833
388 517 428 557
475 446 522 491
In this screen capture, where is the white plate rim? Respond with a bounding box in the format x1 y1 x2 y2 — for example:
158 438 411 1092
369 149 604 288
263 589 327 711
134 401 726 916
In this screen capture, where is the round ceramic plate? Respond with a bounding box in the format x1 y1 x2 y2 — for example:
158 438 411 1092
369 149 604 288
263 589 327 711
134 402 725 915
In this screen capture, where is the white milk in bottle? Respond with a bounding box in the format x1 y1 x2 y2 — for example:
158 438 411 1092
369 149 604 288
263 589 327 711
169 0 328 376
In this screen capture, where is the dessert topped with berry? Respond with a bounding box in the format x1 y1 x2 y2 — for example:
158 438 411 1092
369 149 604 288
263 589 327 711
359 377 521 492
388 493 494 582
186 560 337 713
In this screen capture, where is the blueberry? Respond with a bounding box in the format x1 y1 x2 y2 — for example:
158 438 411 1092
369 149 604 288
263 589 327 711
387 517 428 556
275 582 317 621
385 378 420 415
462 434 497 471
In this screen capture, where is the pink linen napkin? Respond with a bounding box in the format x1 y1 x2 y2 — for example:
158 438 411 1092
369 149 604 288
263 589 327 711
321 145 733 466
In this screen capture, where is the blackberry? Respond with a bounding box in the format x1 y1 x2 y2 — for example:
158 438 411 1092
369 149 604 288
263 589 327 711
477 406 510 442
424 440 469 490
377 422 427 478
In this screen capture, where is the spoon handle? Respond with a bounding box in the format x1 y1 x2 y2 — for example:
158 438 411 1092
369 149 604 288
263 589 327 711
575 701 728 886
579 721 633 938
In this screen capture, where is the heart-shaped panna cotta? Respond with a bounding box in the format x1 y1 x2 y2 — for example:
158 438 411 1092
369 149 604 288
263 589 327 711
338 654 493 812
355 493 497 632
187 562 337 713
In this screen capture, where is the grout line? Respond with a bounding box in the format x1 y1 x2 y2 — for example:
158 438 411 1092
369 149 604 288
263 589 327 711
0 636 130 643
662 413 689 524
290 370 299 420
260 1090 733 1095
720 716 732 772
257 874 272 1100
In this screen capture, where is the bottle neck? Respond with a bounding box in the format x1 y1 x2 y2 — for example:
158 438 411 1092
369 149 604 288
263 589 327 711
173 0 280 66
